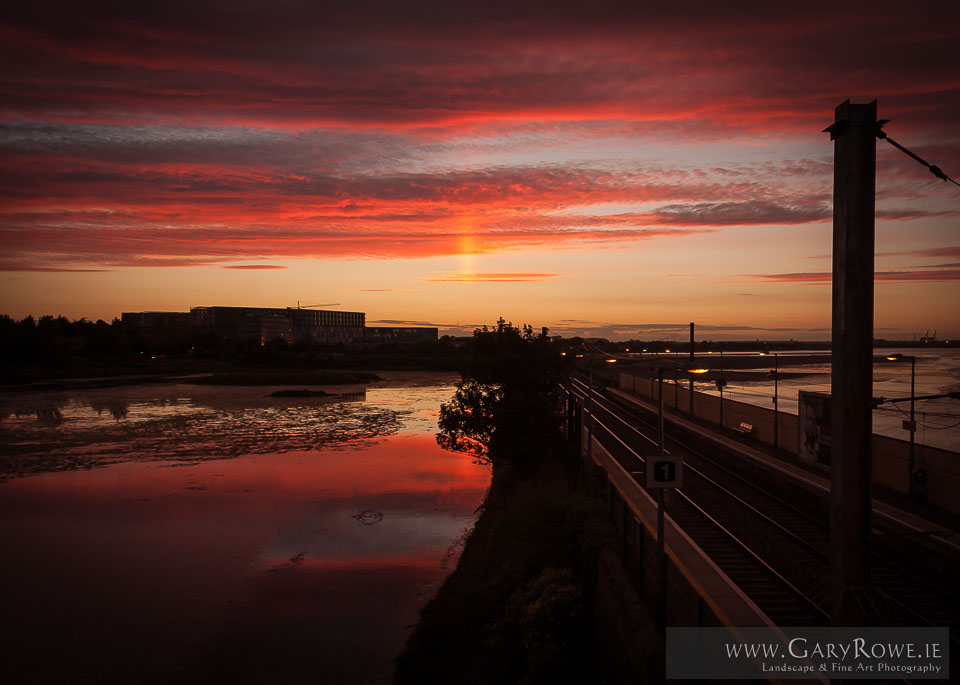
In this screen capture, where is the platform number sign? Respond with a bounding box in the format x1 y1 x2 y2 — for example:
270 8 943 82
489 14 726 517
646 454 683 488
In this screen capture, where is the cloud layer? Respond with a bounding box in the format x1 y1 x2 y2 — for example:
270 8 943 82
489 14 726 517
1 1 958 275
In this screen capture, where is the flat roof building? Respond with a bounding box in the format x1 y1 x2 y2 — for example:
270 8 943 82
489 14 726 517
122 305 434 347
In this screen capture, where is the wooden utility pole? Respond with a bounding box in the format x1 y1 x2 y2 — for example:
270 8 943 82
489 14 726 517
824 100 877 626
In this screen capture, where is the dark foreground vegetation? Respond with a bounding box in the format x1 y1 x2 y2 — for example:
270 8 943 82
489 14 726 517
395 457 613 684
395 320 616 684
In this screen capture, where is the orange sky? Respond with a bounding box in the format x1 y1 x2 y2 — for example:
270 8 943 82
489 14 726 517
1 1 958 339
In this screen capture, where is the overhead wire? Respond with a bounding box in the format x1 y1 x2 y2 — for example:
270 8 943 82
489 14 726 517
877 127 960 188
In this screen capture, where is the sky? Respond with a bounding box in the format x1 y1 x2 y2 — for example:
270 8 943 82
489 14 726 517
1 0 958 340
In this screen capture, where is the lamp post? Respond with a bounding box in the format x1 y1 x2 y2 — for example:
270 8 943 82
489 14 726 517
586 357 617 458
656 366 666 628
719 350 725 427
886 353 917 498
587 360 593 458
674 365 679 407
686 366 708 419
774 352 779 451
761 351 779 450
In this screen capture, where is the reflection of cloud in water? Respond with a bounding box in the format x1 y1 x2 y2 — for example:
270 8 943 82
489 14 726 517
409 469 457 483
0 378 466 480
0 399 411 479
0 377 488 685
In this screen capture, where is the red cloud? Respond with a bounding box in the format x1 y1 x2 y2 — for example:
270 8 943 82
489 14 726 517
421 273 562 283
2 2 958 137
1 2 958 271
0 266 112 272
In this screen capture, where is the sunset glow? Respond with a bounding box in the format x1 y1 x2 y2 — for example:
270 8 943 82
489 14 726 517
2 1 958 339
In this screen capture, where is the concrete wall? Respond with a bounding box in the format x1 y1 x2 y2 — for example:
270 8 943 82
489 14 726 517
619 372 960 514
872 435 959 510
621 372 799 454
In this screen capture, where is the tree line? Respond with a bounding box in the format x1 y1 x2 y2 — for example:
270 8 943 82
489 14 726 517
0 314 460 382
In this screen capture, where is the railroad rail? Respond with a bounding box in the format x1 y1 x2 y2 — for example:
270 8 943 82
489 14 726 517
570 378 828 627
567 375 960 644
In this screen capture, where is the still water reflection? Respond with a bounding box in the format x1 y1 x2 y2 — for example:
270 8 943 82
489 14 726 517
0 372 488 684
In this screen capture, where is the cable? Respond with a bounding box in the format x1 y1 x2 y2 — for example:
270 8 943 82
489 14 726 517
877 128 960 188
885 400 960 430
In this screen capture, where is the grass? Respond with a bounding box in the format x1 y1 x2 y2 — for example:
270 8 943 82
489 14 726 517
394 449 615 685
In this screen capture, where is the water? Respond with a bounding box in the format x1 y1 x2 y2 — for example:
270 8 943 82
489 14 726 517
674 349 960 451
0 372 488 683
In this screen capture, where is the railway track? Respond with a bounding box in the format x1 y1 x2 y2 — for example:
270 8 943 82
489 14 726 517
567 376 960 640
572 378 828 627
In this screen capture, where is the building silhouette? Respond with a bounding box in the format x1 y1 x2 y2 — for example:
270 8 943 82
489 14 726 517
122 306 436 347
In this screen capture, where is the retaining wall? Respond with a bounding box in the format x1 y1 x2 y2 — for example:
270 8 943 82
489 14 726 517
619 372 960 514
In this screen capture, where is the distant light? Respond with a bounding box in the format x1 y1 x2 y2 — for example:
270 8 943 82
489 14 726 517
625 348 630 352
560 352 566 356
758 352 767 356
642 348 647 352
575 354 584 358
707 351 713 354
605 358 617 363
886 354 903 361
665 348 670 353
688 368 709 374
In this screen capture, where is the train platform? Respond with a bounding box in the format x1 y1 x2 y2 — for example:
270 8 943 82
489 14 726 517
606 386 960 559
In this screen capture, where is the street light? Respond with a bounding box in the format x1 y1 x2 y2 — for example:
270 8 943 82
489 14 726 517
686 366 708 415
585 357 618 454
886 353 918 498
718 350 726 427
762 351 780 450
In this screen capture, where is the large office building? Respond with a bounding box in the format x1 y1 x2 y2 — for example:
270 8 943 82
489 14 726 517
121 305 436 347
190 306 365 345
120 311 193 330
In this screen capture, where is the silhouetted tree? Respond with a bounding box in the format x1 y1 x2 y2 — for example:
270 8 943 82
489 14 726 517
437 318 566 471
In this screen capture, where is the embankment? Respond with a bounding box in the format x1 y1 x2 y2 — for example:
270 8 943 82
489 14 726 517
395 450 663 684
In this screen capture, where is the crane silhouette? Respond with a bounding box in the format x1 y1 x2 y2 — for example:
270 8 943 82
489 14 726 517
292 301 340 309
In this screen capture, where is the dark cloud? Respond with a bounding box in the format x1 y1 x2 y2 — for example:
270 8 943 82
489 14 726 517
878 246 960 259
545 320 839 340
1 1 957 271
221 264 286 270
649 201 830 226
1 1 958 133
744 270 960 283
